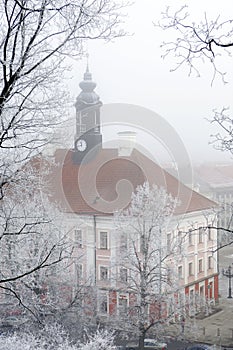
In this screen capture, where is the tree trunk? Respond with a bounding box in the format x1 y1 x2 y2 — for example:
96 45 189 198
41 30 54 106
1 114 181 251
138 331 145 350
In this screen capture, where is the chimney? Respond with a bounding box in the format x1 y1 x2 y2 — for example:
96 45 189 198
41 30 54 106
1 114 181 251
117 131 136 157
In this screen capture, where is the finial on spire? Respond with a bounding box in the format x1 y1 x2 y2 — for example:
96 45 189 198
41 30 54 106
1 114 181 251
83 53 92 80
86 53 89 73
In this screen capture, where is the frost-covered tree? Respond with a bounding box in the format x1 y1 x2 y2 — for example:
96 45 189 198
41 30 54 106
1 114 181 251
0 323 77 350
0 0 126 313
0 162 98 325
0 162 76 320
80 329 116 350
0 323 116 350
113 183 182 350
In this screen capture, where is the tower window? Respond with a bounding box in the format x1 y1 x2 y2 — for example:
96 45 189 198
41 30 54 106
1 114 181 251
80 124 86 133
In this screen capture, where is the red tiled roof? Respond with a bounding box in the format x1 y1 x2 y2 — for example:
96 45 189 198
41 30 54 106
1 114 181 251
45 148 216 216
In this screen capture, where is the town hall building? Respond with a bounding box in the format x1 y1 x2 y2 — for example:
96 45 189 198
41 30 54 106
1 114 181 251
44 66 219 322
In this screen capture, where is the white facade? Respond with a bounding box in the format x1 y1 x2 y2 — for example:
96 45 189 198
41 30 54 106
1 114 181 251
65 207 218 317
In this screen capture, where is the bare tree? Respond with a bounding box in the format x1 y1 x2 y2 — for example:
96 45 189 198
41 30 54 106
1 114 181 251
156 5 233 84
0 0 127 316
113 183 184 350
156 6 233 231
155 5 233 154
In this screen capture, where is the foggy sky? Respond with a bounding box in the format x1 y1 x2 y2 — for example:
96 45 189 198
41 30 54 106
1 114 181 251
67 0 233 165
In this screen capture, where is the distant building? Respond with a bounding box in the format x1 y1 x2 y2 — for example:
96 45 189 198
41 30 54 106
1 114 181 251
167 162 233 244
195 163 233 244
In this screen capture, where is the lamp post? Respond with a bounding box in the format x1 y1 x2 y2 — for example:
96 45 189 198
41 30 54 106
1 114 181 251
222 264 233 299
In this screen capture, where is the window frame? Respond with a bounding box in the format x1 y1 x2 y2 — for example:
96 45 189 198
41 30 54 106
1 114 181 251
208 227 213 241
198 227 204 244
200 285 204 297
167 233 171 252
99 291 108 314
79 124 86 133
188 262 193 276
118 294 129 316
99 231 108 250
188 229 193 246
74 229 83 248
198 259 203 273
99 265 108 281
178 265 183 279
120 233 128 251
119 267 128 283
208 256 213 269
76 263 83 282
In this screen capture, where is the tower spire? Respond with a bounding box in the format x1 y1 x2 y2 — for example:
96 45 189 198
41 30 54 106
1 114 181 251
73 63 103 164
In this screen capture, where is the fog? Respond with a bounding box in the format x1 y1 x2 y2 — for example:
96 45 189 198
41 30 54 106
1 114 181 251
66 0 233 165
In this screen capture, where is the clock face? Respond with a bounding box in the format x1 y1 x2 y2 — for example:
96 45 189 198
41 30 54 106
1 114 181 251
76 139 87 152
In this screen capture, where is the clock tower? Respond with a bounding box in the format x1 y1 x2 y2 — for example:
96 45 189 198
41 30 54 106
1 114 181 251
72 65 102 164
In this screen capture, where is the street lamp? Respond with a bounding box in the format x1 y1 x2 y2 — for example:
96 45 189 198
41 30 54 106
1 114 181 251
222 264 233 299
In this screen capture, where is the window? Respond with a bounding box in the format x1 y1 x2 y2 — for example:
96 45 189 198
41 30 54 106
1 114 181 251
120 234 128 251
188 229 193 245
178 231 182 243
188 262 193 276
190 289 194 306
178 265 183 279
140 234 145 252
198 259 203 273
100 266 108 280
74 229 82 248
76 263 83 281
208 256 213 269
100 231 108 249
167 268 172 284
208 227 212 241
167 233 171 251
80 124 86 133
198 227 204 243
200 285 204 297
119 267 128 283
177 231 183 253
99 292 108 314
118 295 128 316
